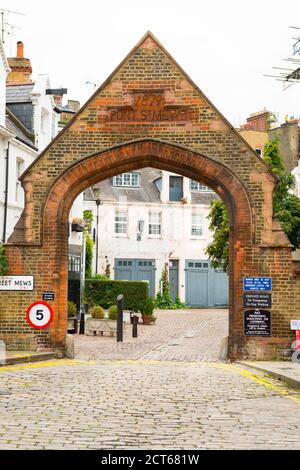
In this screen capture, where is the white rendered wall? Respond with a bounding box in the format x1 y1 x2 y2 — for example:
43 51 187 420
68 193 84 247
31 74 59 150
1 140 37 240
292 161 300 198
84 197 213 302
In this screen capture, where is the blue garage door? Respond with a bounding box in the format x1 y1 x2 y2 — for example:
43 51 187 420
185 260 228 307
114 259 156 298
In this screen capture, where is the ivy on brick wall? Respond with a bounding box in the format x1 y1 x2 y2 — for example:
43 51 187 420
264 139 300 250
205 139 300 273
0 244 8 275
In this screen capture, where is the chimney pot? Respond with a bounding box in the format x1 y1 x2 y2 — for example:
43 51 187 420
17 41 24 58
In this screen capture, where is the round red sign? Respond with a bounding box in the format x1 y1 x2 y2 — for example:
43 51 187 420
26 301 54 329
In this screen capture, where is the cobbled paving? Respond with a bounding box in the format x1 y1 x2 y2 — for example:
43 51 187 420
74 309 228 361
0 310 299 450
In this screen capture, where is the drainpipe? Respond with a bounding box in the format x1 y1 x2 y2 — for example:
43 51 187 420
2 142 9 244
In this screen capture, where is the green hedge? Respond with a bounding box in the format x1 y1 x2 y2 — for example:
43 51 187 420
84 279 149 311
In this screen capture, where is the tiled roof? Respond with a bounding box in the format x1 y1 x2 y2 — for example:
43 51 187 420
6 83 34 103
191 191 218 204
85 168 162 203
84 168 218 205
5 108 36 150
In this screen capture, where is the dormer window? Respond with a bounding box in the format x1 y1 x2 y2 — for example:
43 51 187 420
169 176 183 201
113 172 141 187
190 180 212 192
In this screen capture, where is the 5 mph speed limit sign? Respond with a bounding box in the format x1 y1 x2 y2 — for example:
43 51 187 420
26 301 54 329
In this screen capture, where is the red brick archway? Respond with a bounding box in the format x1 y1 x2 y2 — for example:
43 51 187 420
42 139 252 356
1 32 299 360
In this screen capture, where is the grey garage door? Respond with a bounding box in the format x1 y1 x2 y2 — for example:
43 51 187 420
185 259 228 307
114 259 156 298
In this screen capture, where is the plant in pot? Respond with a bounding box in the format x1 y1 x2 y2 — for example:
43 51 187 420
67 301 78 333
141 298 156 325
71 217 86 232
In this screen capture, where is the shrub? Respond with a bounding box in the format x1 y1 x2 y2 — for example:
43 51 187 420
141 297 154 316
93 274 109 280
85 234 94 279
108 305 118 320
90 305 105 319
84 279 149 311
67 301 77 318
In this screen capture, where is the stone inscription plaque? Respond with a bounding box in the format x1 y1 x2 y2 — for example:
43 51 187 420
109 93 198 122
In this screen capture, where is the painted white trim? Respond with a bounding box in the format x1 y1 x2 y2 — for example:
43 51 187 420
0 40 10 74
10 138 37 157
0 124 14 139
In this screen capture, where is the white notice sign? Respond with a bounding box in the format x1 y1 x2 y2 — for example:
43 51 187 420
0 276 34 291
291 320 300 330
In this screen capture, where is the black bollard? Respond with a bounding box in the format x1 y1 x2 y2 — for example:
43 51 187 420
79 310 85 335
132 315 138 338
117 294 124 342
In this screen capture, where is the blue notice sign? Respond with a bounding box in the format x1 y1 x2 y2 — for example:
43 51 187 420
243 277 272 291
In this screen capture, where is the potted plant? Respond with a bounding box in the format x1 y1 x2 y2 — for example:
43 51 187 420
67 301 78 333
141 297 156 325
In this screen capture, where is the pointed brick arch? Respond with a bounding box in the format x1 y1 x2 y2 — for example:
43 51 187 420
1 32 299 359
41 139 253 351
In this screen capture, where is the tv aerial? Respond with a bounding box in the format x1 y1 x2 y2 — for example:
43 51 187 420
264 26 300 90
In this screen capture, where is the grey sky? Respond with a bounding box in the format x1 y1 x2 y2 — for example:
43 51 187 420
2 0 300 127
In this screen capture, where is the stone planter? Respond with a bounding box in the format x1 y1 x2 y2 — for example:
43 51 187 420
67 316 78 334
85 318 125 337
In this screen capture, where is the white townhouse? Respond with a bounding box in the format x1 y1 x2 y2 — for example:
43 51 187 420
0 40 83 270
84 168 229 308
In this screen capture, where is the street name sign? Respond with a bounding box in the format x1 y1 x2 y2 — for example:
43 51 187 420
243 277 272 291
26 301 54 329
243 293 272 309
0 276 34 291
244 309 271 336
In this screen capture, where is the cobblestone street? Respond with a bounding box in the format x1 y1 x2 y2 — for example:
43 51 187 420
0 309 300 450
0 358 300 450
75 309 229 361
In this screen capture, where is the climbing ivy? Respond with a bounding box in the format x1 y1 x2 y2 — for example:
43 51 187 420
205 138 300 273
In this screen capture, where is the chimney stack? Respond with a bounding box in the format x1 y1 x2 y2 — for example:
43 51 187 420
16 41 24 58
6 41 33 85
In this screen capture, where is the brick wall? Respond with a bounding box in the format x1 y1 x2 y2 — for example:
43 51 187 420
1 32 299 359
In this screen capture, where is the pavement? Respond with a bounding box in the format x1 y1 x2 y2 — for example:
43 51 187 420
0 350 55 366
238 361 300 390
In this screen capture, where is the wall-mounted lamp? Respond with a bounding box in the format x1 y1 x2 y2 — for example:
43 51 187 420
137 219 145 241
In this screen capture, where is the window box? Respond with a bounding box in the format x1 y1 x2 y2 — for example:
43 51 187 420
71 218 86 232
